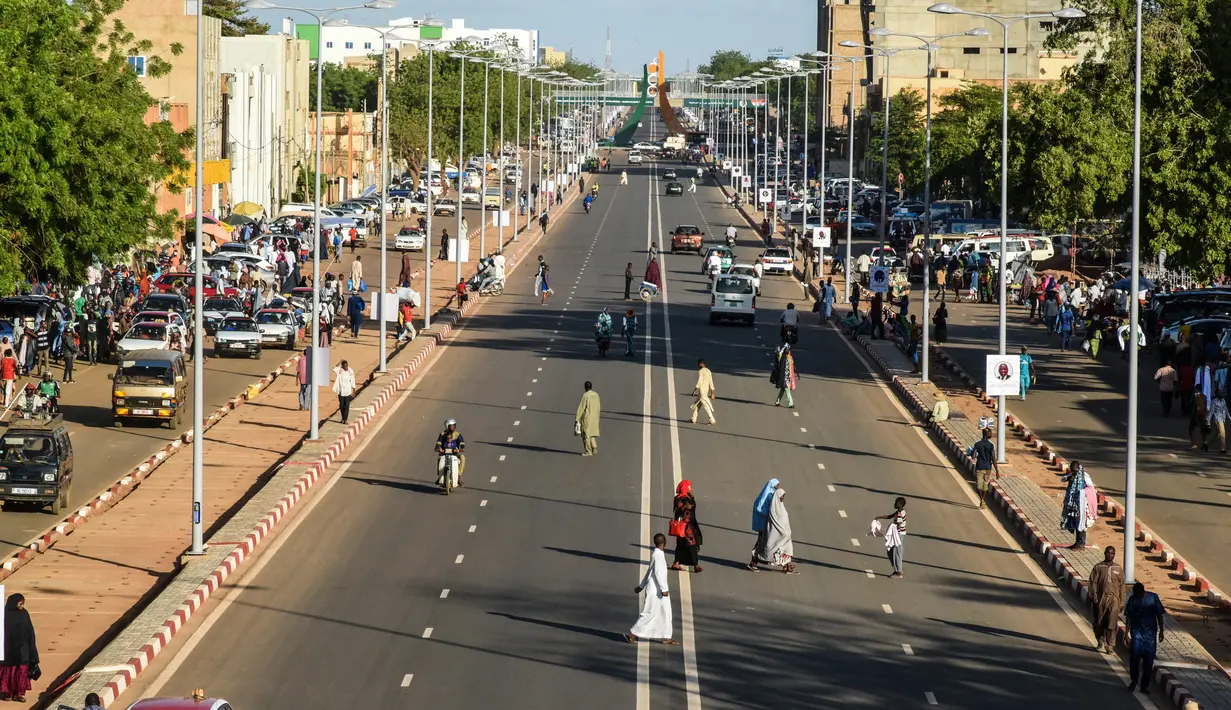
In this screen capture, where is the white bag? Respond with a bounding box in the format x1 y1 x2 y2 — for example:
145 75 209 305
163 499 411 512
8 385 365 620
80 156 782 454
867 519 882 537
573 420 581 436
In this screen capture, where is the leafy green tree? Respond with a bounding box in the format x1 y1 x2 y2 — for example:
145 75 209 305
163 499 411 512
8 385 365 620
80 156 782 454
699 50 771 82
554 57 600 81
865 88 926 195
0 0 192 292
204 0 269 37
309 62 380 113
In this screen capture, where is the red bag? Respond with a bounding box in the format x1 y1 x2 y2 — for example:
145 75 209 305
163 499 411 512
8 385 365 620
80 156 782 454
669 519 687 538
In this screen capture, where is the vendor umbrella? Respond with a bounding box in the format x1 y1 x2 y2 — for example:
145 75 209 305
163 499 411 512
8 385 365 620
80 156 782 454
184 213 233 231
232 201 265 217
223 213 255 227
1112 275 1154 291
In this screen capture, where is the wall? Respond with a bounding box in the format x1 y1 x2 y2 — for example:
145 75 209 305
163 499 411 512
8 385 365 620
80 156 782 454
309 111 378 203
306 18 539 67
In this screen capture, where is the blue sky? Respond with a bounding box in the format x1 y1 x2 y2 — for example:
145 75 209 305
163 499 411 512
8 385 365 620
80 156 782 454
251 0 819 73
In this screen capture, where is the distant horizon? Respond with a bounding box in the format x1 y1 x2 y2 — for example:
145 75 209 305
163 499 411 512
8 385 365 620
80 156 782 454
249 1 818 74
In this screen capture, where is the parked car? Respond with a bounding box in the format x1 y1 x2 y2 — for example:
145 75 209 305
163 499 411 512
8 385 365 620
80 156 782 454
395 226 426 252
114 322 187 361
212 316 262 358
434 198 458 216
254 308 298 349
201 298 245 335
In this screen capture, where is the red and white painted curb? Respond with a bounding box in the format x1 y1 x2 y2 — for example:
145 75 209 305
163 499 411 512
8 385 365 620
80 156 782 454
855 335 1206 710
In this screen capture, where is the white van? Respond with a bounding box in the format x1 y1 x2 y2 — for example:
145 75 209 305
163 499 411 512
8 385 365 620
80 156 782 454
957 236 1031 263
710 274 756 325
627 151 643 165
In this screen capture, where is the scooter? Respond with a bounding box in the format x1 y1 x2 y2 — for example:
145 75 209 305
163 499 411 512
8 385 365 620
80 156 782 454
437 450 461 494
596 330 612 357
726 233 737 249
584 200 592 214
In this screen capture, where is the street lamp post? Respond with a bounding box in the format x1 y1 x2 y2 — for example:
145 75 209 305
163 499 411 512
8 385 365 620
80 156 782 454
867 27 989 384
929 2 1086 462
1125 0 1144 583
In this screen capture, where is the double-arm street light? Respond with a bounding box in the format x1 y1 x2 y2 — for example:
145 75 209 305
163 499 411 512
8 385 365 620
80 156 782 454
867 27 989 384
239 0 394 555
928 2 1086 463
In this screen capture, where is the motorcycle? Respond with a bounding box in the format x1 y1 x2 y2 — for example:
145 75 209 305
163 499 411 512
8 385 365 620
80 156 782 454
437 450 461 494
780 324 799 345
596 329 612 357
726 233 736 249
584 200 592 214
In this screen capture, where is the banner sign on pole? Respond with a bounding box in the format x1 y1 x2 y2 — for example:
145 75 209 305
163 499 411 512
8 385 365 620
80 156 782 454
985 355 1022 397
741 175 751 187
811 226 831 248
731 165 743 177
868 265 890 293
757 188 772 204
722 160 732 170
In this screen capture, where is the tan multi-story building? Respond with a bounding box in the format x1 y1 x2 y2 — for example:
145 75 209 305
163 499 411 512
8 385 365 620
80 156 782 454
539 46 568 67
221 34 311 214
817 0 1090 164
110 0 227 217
309 111 378 204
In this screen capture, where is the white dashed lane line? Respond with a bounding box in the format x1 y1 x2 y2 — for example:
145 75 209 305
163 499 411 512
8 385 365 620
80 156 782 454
440 589 450 599
851 538 861 547
838 510 848 518
455 555 465 564
827 485 836 492
800 427 807 433
817 463 826 470
882 604 893 614
514 420 521 426
902 644 914 655
480 500 488 507
490 476 497 482
865 569 875 578
401 674 414 687
506 437 514 442
499 454 506 461
925 691 938 705
422 627 434 639
468 525 476 532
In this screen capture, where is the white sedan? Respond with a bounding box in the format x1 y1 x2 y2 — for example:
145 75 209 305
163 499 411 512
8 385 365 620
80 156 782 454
114 322 186 360
760 248 794 275
460 187 481 205
395 227 426 252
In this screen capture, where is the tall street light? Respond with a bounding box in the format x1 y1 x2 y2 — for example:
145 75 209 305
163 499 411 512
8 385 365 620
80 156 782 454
1125 0 1144 583
929 2 1086 462
868 27 989 384
795 57 839 264
324 19 415 374
807 51 861 303
838 40 904 263
241 0 394 537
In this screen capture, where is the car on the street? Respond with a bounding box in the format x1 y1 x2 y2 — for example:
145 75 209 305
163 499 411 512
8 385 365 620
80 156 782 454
0 412 74 515
213 316 262 359
254 308 298 349
216 241 258 256
665 181 683 196
627 151 643 164
760 247 794 275
123 696 234 710
114 322 186 361
1161 316 1231 346
395 225 426 251
701 244 734 273
131 311 193 349
461 187 481 205
201 298 245 335
726 263 761 295
663 168 678 180
670 224 705 253
850 216 877 234
710 274 756 325
504 165 523 184
484 186 502 210
139 293 191 319
153 272 237 299
434 198 458 216
633 141 657 152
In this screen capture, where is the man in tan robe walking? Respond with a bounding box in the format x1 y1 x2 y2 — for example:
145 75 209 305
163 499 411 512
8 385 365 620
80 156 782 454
1088 545 1125 653
575 380 601 456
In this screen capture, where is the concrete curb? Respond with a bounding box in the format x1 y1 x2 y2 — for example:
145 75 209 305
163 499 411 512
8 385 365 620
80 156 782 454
78 185 565 707
0 347 307 583
928 344 1231 618
852 334 1207 710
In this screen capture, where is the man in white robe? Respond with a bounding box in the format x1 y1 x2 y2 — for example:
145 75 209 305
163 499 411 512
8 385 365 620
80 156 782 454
625 533 677 644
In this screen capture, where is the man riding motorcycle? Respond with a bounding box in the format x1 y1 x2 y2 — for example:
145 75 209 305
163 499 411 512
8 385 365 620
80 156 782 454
435 419 466 489
780 302 800 344
704 249 723 283
583 192 594 214
725 224 737 248
594 307 613 356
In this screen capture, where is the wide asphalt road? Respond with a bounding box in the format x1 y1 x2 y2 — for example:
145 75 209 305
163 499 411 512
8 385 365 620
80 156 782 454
137 119 1155 709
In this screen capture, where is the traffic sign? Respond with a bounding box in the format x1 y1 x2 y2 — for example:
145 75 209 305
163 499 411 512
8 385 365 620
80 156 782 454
897 172 904 185
868 265 890 293
741 175 751 187
757 187 772 204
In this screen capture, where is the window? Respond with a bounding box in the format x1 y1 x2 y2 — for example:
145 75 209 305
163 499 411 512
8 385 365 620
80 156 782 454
962 47 980 55
939 70 950 78
344 41 353 49
364 42 372 49
127 55 147 77
325 41 333 48
999 47 1019 54
1040 20 1056 31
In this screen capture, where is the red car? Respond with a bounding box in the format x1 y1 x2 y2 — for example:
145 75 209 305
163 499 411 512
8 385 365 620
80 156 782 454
153 272 238 298
124 698 233 710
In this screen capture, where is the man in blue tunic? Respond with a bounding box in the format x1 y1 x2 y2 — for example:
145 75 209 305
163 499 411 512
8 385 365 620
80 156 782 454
1124 581 1166 694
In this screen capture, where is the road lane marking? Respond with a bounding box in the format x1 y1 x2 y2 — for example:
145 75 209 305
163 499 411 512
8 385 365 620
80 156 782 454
537 367 543 371
902 644 914 655
506 437 514 442
653 170 703 710
882 604 893 614
865 570 875 578
636 169 654 710
793 411 799 417
514 420 521 426
402 674 414 687
925 692 937 705
527 392 533 396
440 589 449 598
851 538 860 547
490 476 498 482
520 405 526 410
480 500 488 507
838 510 848 518
800 427 807 433
817 463 826 470
499 455 506 461
532 378 538 383
827 484 836 492
469 525 476 532
422 627 433 638
455 554 464 564
1169 453 1178 459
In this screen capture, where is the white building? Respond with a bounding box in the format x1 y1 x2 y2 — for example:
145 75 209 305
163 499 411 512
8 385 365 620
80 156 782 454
220 34 311 214
301 17 539 66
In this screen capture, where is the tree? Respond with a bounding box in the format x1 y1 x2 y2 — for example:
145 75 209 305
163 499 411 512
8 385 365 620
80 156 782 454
554 57 600 81
309 62 380 113
203 0 269 37
865 88 926 196
0 0 193 292
698 50 770 82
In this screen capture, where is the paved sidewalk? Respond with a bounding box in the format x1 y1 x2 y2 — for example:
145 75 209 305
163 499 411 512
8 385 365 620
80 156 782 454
856 334 1231 710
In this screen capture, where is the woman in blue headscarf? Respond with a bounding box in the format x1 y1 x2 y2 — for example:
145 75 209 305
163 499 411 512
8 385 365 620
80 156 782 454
748 479 796 573
751 478 779 533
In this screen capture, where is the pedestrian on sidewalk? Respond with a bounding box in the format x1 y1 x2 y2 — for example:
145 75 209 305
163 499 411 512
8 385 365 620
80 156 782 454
34 322 50 377
670 480 704 573
966 428 999 509
820 277 836 321
1124 582 1166 694
62 328 78 383
771 344 797 408
690 358 717 425
1019 345 1034 400
398 250 415 287
296 347 310 410
539 210 550 234
748 479 796 573
439 229 450 261
873 497 907 579
331 359 356 425
349 255 363 292
398 301 417 342
936 265 947 303
0 347 16 407
575 380 601 456
1058 303 1076 351
933 302 949 344
84 692 103 710
318 307 333 347
624 533 677 645
0 593 38 703
869 292 885 340
622 308 638 356
624 263 634 300
1154 360 1179 416
346 290 366 338
348 226 359 254
1208 387 1227 453
1060 461 1098 549
851 281 862 318
1088 545 1125 653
